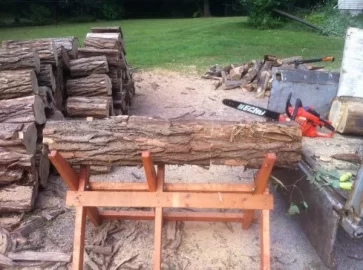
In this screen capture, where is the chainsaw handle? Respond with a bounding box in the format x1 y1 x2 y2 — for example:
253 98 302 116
285 93 292 117
291 98 303 120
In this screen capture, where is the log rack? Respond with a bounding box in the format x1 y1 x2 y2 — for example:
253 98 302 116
49 150 276 270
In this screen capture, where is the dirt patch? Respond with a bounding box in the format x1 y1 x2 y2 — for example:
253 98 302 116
3 69 326 270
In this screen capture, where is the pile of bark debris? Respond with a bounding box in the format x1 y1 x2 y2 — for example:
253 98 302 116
202 55 325 98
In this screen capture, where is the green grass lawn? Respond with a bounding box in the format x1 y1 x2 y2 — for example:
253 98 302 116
0 17 345 73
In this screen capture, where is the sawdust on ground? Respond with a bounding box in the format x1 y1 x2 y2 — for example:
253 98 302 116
5 69 329 270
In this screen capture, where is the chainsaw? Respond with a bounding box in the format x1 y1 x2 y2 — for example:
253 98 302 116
222 93 335 138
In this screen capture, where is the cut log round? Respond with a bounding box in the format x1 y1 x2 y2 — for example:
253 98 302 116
38 64 56 91
0 69 38 100
66 74 112 97
43 116 302 168
66 96 111 119
78 48 122 67
0 184 36 212
84 37 121 51
0 48 40 73
70 56 109 78
0 123 37 154
86 32 121 41
0 96 46 125
91 26 123 37
329 96 363 135
53 37 79 59
35 144 49 189
2 39 58 66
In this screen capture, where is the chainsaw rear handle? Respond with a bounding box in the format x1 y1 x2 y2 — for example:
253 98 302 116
285 93 302 120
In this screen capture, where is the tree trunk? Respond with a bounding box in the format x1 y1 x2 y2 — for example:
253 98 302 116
43 116 302 168
203 0 211 17
0 185 36 212
78 48 123 68
0 96 46 125
0 49 40 73
2 39 58 66
66 96 111 119
91 26 123 37
0 70 38 100
66 74 112 97
35 143 49 189
0 123 37 154
53 37 79 59
329 96 363 135
37 64 56 92
69 56 109 78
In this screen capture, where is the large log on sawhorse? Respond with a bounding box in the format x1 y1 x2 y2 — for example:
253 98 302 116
43 116 302 168
48 150 275 270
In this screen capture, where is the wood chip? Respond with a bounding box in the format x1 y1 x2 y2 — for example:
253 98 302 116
7 251 71 262
42 209 65 221
85 245 113 255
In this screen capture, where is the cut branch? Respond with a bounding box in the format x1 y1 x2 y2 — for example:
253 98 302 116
43 116 302 168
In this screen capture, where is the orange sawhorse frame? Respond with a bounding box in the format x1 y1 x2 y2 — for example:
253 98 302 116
49 150 276 270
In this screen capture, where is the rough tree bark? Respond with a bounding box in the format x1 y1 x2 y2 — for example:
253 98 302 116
37 64 56 91
0 96 46 125
43 116 302 168
53 61 65 113
84 37 121 51
66 74 112 97
78 48 124 68
53 37 79 59
2 39 58 66
0 123 37 154
70 56 109 78
0 185 36 212
329 96 363 135
66 96 111 118
0 49 40 73
38 86 55 111
0 150 35 185
0 70 38 100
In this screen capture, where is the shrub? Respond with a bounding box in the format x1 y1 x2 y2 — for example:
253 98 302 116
102 2 124 20
29 4 53 25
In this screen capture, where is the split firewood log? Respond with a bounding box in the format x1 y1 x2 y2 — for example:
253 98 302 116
84 37 122 51
43 116 302 168
329 96 363 135
37 64 56 91
0 49 40 73
2 39 58 66
66 96 112 119
69 56 109 78
35 143 49 189
66 74 112 97
0 123 37 154
0 69 38 100
53 36 79 59
0 96 46 125
0 184 36 212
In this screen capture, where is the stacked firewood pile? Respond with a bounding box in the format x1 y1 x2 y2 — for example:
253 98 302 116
202 55 324 98
66 26 135 117
0 37 77 212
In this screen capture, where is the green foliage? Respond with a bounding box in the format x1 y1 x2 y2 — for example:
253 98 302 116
29 4 53 25
240 0 291 29
102 1 124 21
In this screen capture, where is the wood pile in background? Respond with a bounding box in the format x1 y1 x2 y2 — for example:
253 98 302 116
202 55 325 98
0 26 135 212
0 36 78 212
